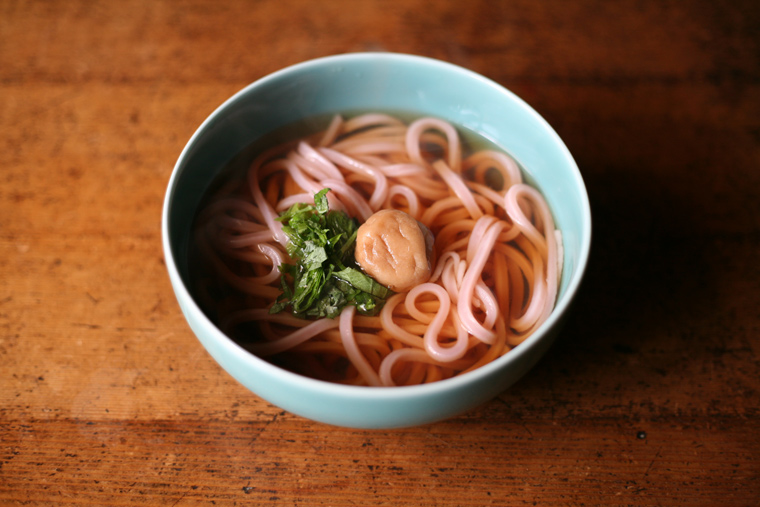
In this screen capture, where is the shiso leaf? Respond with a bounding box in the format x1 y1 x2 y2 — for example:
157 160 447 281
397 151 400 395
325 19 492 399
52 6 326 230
271 189 392 318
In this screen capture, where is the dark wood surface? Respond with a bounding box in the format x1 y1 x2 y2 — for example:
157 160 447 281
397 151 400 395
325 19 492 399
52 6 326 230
2 0 758 505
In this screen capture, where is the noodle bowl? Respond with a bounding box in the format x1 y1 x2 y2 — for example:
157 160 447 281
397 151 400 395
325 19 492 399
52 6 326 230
192 113 562 387
163 53 591 427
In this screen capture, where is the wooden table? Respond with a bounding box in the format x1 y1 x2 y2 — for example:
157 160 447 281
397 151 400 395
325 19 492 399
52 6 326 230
2 1 758 505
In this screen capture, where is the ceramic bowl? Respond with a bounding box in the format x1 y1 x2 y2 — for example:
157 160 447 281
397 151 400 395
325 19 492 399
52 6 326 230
162 53 591 428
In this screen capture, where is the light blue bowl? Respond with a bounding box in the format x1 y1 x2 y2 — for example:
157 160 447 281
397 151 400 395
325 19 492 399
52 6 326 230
162 53 591 429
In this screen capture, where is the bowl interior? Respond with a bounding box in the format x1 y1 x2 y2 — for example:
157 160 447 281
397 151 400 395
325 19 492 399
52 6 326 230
163 53 591 428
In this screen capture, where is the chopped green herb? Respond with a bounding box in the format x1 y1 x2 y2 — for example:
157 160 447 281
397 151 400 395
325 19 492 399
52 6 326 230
270 189 392 318
332 267 392 299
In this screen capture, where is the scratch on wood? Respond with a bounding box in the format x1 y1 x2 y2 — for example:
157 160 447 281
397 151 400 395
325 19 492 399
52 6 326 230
169 490 188 506
246 412 281 447
644 448 662 477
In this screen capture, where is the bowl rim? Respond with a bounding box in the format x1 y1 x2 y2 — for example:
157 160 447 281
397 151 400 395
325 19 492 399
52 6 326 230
161 51 592 399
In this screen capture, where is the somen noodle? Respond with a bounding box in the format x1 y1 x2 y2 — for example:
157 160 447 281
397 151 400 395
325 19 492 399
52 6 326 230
192 113 562 387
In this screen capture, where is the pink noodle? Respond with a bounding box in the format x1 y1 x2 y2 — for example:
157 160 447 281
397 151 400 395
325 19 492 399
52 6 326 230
379 348 437 386
466 181 509 210
377 163 428 178
297 142 345 180
222 308 313 331
463 150 523 188
215 214 267 233
429 251 467 304
406 117 462 173
419 196 469 225
219 230 275 249
200 197 266 228
385 184 421 219
319 178 373 221
406 283 469 362
339 306 382 386
466 215 498 264
457 218 505 343
246 317 340 356
509 242 547 334
432 160 483 220
379 294 425 349
342 113 404 132
318 115 344 147
247 160 288 246
505 183 559 327
197 231 281 300
318 147 389 210
275 192 314 211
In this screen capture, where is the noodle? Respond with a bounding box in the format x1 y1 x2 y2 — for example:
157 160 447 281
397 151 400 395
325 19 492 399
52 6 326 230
192 113 562 386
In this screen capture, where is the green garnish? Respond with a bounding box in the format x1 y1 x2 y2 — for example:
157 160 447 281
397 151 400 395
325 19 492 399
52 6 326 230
270 189 392 318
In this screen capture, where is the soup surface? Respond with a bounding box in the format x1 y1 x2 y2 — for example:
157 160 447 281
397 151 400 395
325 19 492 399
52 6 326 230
190 113 562 386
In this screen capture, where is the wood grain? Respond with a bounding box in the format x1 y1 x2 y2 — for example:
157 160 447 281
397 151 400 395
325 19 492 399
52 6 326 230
1 0 758 505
